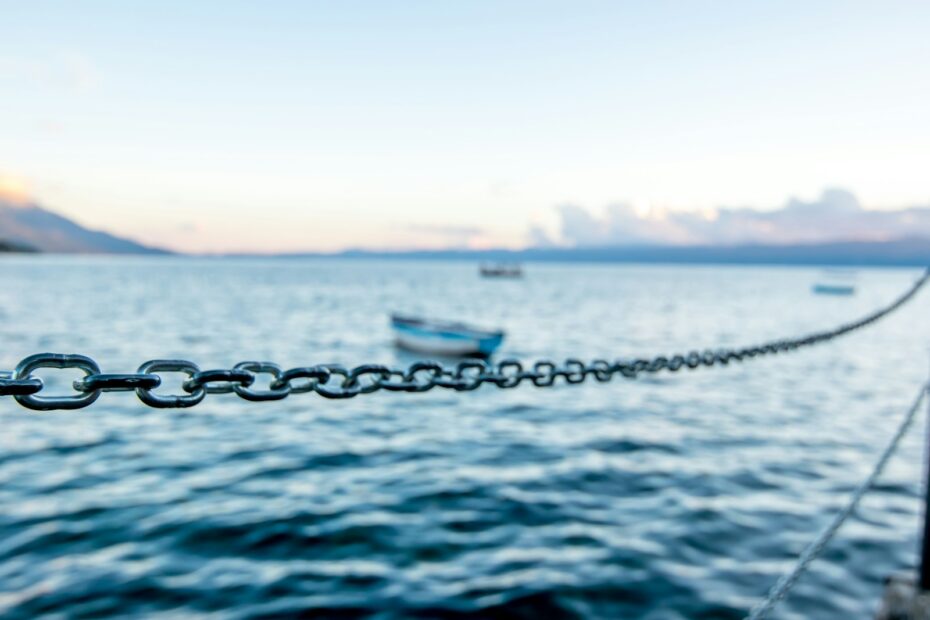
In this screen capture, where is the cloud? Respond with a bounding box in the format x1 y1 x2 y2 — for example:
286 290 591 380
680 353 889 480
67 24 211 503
407 224 486 237
402 223 493 249
543 189 930 247
527 224 556 248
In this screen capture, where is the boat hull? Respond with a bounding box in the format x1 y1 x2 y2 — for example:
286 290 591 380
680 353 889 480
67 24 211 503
391 315 504 357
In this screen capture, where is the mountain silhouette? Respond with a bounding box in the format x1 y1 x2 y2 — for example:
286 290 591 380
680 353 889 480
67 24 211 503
0 199 168 254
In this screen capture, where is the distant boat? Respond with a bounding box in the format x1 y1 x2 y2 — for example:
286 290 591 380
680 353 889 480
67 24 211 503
390 314 505 357
812 270 856 295
812 283 856 295
480 263 522 278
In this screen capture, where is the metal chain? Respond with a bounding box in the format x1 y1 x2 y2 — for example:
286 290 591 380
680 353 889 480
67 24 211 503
745 382 928 620
2 269 927 411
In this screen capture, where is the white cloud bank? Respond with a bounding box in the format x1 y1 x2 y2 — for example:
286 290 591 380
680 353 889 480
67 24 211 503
537 189 930 247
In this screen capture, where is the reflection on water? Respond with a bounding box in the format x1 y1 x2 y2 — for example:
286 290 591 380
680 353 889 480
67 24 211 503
0 257 927 619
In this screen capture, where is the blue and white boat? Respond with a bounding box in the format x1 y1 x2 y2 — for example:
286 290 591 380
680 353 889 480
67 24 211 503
812 283 855 295
390 314 504 357
812 269 857 296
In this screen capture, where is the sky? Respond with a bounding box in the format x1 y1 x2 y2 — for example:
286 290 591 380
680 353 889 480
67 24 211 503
1 1 929 253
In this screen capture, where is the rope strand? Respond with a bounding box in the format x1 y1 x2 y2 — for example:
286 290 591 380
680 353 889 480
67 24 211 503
746 382 928 620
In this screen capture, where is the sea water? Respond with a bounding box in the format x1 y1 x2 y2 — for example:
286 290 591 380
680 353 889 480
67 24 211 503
1 256 928 619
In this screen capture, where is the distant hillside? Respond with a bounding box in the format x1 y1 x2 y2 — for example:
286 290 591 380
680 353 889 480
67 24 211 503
0 200 169 254
321 237 930 267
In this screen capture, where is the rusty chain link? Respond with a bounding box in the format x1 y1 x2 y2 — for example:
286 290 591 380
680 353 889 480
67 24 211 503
2 269 927 411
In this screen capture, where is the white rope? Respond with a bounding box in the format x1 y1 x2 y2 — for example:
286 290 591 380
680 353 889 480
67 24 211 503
746 382 928 620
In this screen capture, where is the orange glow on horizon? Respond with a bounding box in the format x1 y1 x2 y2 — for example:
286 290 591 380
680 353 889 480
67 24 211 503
0 174 31 205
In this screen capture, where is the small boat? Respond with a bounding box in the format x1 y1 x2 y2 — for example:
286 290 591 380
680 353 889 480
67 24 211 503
812 270 856 295
812 283 855 295
390 314 505 357
480 263 522 278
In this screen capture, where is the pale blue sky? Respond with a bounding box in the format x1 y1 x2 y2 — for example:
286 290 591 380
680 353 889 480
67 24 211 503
1 1 928 252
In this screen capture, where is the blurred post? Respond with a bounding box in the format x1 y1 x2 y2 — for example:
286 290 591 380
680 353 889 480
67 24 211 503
922 375 930 591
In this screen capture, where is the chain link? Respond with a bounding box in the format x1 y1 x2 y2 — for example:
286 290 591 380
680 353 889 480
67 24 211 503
183 368 255 395
76 373 162 393
135 360 205 409
12 353 101 411
0 371 43 396
2 269 927 410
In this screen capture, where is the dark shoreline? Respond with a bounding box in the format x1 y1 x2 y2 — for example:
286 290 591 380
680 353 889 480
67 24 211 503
245 237 930 268
5 237 930 268
0 239 38 253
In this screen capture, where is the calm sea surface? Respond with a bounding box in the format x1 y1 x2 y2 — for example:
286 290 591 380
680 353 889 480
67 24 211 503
1 256 928 619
